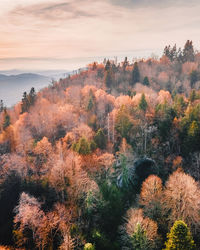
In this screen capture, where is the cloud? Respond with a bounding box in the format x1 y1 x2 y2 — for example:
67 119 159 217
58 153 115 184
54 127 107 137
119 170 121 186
10 1 97 21
109 0 200 9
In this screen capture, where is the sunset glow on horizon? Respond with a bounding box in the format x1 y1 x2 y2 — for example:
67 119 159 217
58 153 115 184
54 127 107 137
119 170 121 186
1 0 200 70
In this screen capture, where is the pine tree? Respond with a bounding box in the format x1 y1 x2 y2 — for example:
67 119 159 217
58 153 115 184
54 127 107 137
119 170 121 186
21 92 29 113
183 40 195 62
94 128 107 149
87 97 94 111
122 57 128 72
0 100 4 113
105 69 113 88
189 90 197 102
143 76 150 86
131 224 149 250
139 94 148 112
73 137 91 155
131 62 140 85
164 220 196 250
190 70 198 88
105 60 111 71
29 87 36 106
115 105 132 140
3 108 10 130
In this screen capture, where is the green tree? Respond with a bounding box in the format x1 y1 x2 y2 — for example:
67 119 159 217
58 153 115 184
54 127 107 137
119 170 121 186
131 224 149 250
143 76 150 86
87 97 94 111
190 70 198 88
164 220 196 250
105 69 113 88
122 57 128 72
84 243 95 250
115 105 133 140
188 120 199 137
183 40 195 62
73 137 91 155
94 129 107 149
21 88 36 114
105 60 111 71
28 87 36 106
131 62 140 85
0 100 4 113
189 90 197 102
21 91 29 113
3 108 10 130
87 90 96 111
139 94 148 112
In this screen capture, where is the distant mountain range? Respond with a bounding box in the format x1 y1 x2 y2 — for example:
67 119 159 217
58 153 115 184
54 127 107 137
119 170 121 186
0 70 70 107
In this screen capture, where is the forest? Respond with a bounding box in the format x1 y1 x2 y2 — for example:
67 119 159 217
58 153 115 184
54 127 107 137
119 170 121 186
0 40 200 249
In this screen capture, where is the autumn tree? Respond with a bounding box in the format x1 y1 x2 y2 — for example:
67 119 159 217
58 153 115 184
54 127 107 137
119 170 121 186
126 208 158 249
164 220 196 250
139 175 166 235
163 170 200 232
140 175 163 221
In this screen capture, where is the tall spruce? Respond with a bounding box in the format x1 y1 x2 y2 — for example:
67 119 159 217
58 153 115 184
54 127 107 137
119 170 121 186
131 62 140 85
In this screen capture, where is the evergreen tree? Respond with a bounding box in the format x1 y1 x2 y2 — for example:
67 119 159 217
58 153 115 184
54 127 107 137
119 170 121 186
29 87 36 106
163 45 171 59
21 92 29 113
189 90 197 102
87 97 94 111
183 40 195 62
87 90 96 111
131 62 140 85
105 60 111 71
163 44 177 61
131 224 149 250
164 220 196 250
73 137 91 155
94 128 107 149
3 108 10 130
115 105 133 140
122 57 128 72
92 62 97 71
105 69 113 88
190 70 198 88
0 100 4 113
143 76 150 86
139 94 148 112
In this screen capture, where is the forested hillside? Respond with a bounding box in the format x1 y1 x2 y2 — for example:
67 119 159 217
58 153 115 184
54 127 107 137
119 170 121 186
1 40 200 249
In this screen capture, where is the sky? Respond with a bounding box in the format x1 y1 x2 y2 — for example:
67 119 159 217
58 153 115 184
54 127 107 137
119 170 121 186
0 0 200 71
